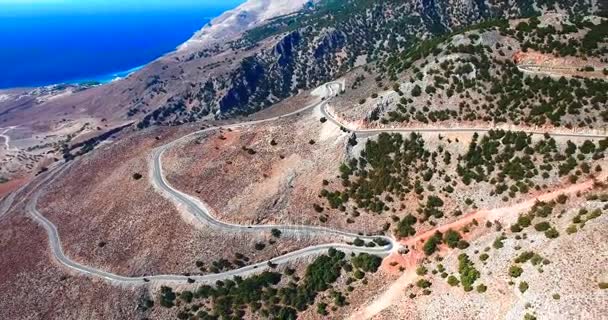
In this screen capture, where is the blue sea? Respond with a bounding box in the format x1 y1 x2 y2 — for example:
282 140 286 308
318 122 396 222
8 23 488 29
0 3 243 89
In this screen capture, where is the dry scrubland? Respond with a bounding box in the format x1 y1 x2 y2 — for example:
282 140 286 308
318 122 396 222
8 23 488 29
34 123 328 277
0 213 144 320
366 196 608 320
163 101 391 234
333 14 608 135
151 14 608 319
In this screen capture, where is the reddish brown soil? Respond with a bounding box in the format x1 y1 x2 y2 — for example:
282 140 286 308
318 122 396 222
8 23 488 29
0 177 28 198
352 173 607 319
0 213 145 320
34 125 326 277
162 109 389 233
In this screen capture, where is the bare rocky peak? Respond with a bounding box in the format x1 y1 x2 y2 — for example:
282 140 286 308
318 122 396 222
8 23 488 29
179 0 315 51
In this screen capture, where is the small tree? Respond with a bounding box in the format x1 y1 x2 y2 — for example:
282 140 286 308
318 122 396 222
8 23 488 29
544 228 559 239
411 85 422 97
317 302 328 315
423 231 442 255
271 228 282 238
416 279 432 288
443 229 461 248
416 266 428 276
509 265 523 278
447 275 460 286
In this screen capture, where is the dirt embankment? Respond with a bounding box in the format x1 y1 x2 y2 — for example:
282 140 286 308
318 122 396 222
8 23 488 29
348 172 608 319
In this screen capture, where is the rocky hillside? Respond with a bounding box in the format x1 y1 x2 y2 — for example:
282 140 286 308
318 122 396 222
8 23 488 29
329 14 608 131
0 0 602 181
198 0 602 120
1 0 601 130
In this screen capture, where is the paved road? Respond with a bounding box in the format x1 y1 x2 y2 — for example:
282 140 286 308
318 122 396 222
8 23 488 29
151 83 391 241
14 79 607 286
20 82 395 286
517 64 608 80
320 100 608 140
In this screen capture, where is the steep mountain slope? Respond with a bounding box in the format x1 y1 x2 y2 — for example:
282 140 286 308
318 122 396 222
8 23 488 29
180 0 314 50
0 0 601 182
331 14 608 131
1 0 600 129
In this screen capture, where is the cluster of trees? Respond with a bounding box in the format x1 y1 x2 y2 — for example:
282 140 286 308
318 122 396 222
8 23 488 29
379 24 608 129
162 249 383 319
510 201 561 239
396 214 417 237
514 250 547 266
567 207 604 234
459 131 606 199
457 253 481 292
351 253 382 272
319 125 604 239
421 229 468 255
423 232 443 255
510 16 608 58
319 132 431 217
198 253 251 273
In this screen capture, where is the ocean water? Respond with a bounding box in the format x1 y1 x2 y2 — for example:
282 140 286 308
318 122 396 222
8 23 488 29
0 6 237 89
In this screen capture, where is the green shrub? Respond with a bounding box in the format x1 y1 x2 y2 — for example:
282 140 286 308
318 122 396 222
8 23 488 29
351 253 382 272
519 281 529 293
458 254 480 292
423 231 443 255
544 227 559 239
509 265 523 278
416 279 432 288
397 214 417 237
534 222 551 231
493 236 505 249
416 266 428 276
443 229 461 248
447 275 460 286
411 85 422 97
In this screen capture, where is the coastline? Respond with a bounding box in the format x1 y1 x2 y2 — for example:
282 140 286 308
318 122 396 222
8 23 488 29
0 8 230 90
66 64 146 86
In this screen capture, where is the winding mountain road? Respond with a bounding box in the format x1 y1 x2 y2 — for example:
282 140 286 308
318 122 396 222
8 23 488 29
0 126 18 152
8 80 608 286
321 101 608 139
19 82 395 286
